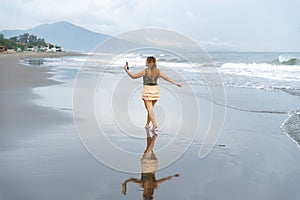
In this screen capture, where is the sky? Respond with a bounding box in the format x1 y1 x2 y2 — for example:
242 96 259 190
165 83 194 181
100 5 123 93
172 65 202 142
0 0 299 51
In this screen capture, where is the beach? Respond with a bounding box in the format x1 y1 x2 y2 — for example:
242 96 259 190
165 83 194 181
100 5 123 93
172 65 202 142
0 52 78 151
0 52 300 200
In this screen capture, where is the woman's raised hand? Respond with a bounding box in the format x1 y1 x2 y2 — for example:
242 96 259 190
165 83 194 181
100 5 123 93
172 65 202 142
176 82 182 87
124 64 128 72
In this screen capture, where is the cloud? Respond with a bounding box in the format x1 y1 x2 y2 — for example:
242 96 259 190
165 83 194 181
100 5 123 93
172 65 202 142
0 0 299 51
199 37 239 51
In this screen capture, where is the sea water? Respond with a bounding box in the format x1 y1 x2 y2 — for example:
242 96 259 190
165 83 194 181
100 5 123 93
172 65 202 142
21 51 300 148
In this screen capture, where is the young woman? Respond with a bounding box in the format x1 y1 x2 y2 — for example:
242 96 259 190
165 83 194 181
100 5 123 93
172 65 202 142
124 56 182 130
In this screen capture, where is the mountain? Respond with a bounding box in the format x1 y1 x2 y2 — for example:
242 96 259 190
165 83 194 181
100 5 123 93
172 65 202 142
0 21 110 52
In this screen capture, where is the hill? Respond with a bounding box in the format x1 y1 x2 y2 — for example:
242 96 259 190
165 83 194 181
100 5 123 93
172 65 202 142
0 21 110 52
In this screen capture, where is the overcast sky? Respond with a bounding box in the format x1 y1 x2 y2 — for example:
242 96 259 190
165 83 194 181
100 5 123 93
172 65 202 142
1 0 299 51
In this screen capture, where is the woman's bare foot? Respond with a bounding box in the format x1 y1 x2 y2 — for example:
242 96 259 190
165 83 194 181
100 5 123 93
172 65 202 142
145 124 150 129
151 125 158 131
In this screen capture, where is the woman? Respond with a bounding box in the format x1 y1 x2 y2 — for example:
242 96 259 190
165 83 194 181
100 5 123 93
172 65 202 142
124 56 181 130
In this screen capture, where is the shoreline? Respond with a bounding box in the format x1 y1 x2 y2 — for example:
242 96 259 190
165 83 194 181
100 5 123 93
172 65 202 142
0 50 85 59
0 50 75 151
0 52 300 199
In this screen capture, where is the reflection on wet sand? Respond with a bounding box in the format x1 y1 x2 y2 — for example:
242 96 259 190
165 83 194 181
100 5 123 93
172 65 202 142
122 129 180 199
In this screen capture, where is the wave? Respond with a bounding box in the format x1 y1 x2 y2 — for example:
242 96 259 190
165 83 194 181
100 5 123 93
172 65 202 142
277 55 299 65
281 110 300 149
220 62 300 82
218 62 300 93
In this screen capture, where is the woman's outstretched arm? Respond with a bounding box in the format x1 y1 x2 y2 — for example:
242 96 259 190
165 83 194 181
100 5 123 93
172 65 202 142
121 178 142 195
156 174 180 184
159 70 182 87
124 65 145 79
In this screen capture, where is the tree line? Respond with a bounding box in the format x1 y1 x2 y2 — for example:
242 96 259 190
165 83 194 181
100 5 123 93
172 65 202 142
0 33 56 51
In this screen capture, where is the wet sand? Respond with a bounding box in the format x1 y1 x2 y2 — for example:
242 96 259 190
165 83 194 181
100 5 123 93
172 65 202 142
0 53 300 200
0 52 78 151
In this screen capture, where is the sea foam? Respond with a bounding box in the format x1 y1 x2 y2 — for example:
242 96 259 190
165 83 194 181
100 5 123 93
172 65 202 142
281 110 300 149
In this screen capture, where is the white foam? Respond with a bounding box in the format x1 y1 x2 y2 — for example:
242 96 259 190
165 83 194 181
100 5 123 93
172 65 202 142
220 62 300 82
278 55 295 63
280 110 300 149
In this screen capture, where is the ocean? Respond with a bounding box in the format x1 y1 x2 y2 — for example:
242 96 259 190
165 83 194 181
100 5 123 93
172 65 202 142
21 51 300 149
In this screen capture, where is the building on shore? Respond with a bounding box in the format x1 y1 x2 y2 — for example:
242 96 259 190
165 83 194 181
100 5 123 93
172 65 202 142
0 46 5 53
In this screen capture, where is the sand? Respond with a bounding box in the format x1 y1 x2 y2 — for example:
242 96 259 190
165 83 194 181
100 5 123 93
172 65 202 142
0 52 300 200
0 52 75 150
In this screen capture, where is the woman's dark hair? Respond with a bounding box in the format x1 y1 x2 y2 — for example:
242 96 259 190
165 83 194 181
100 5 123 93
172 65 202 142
146 56 159 79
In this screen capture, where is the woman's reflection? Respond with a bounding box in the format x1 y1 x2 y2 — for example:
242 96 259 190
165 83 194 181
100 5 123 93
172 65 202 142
122 129 180 199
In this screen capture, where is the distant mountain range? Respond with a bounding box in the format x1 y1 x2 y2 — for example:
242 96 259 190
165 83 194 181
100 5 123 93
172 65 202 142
0 21 110 52
0 21 239 52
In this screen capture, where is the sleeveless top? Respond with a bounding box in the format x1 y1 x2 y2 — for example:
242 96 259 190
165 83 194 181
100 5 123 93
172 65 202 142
143 69 158 85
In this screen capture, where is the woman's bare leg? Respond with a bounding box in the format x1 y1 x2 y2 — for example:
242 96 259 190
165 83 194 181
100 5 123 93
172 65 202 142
152 100 157 107
143 100 151 128
144 100 158 130
151 100 158 129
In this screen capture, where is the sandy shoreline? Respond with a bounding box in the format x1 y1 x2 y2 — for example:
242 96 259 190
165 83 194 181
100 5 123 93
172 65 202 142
0 53 300 199
0 51 84 58
0 52 80 151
